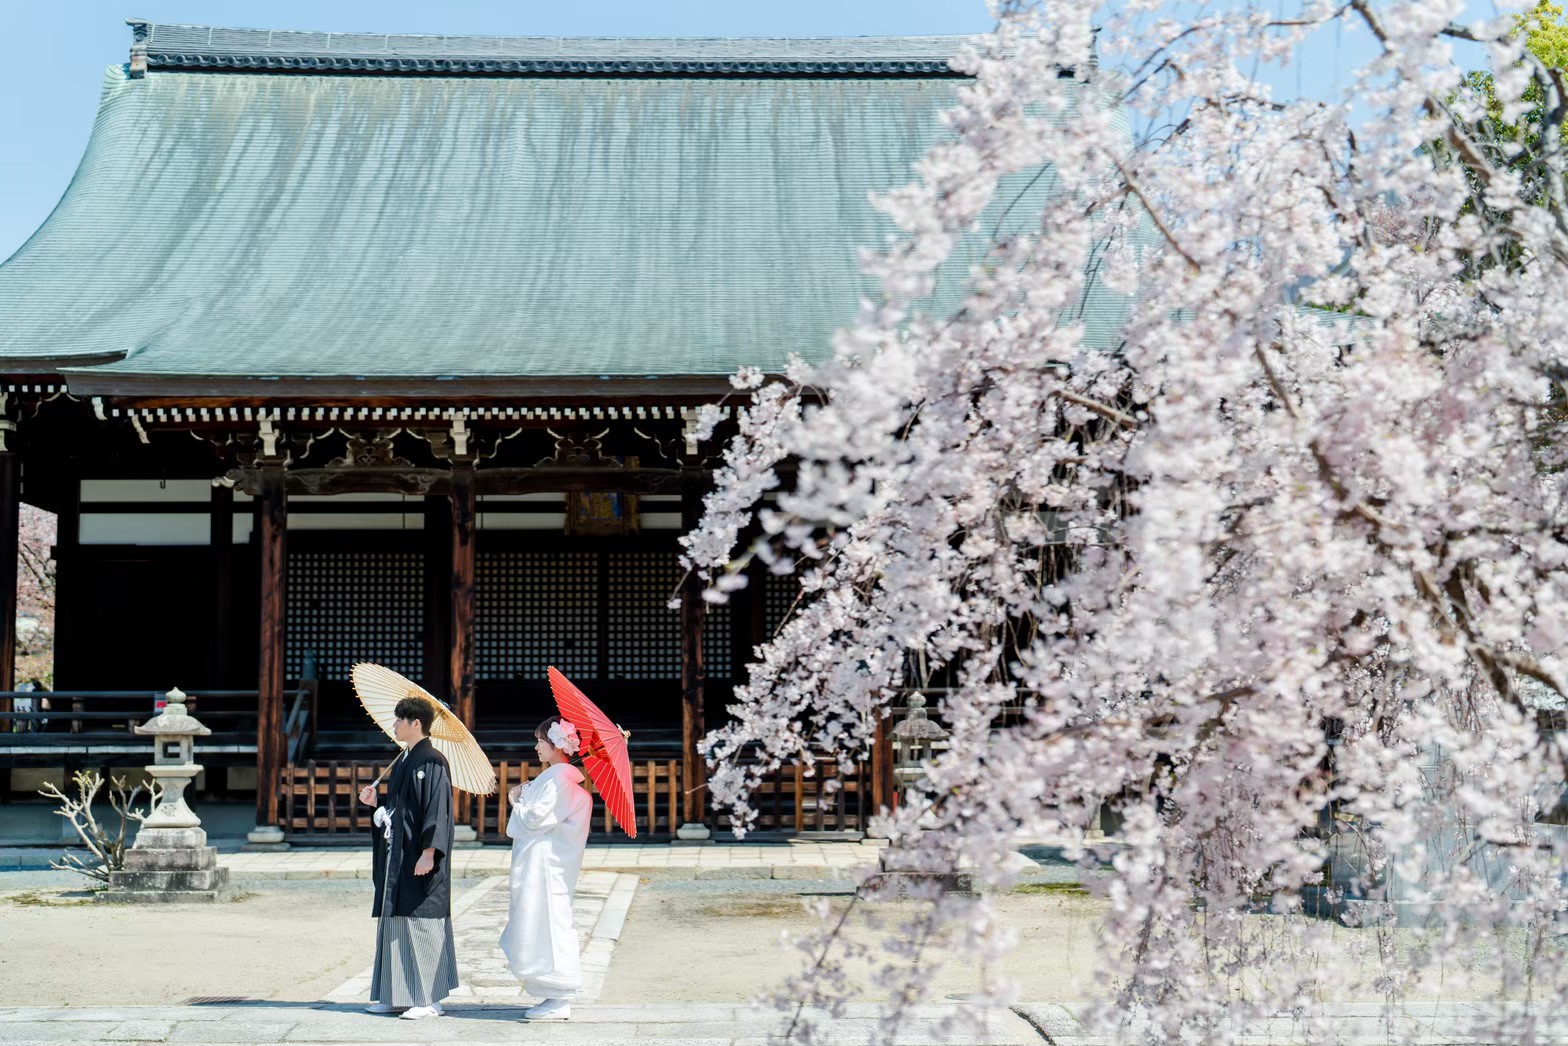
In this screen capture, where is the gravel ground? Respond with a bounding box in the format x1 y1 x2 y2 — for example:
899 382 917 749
0 873 380 1006
5 862 1548 1012
601 876 1109 1005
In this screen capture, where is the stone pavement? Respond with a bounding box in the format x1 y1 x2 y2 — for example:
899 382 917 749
10 843 1555 1043
0 1003 1042 1045
0 862 1052 1044
0 840 883 880
7 1001 1568 1045
5 865 1568 1043
1015 1003 1568 1045
323 873 636 1007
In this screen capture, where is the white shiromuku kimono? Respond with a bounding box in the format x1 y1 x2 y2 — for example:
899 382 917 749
499 762 594 999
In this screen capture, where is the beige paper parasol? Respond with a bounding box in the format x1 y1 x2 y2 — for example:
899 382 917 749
350 662 497 795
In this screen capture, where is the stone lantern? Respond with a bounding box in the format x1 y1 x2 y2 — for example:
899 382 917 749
104 688 230 902
890 692 949 801
879 692 962 893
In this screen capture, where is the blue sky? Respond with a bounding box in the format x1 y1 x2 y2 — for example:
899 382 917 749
0 1 1498 261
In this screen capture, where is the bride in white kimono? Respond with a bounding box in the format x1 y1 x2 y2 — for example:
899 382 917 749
499 716 593 1022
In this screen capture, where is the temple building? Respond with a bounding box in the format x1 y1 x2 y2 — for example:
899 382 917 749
0 21 1116 843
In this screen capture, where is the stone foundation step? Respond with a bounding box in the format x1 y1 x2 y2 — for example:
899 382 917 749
95 888 229 904
106 868 231 892
126 827 210 848
122 846 221 871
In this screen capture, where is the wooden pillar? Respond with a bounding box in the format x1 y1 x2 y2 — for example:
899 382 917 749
0 451 18 723
210 484 234 687
255 467 287 829
679 490 708 829
448 467 476 727
422 495 451 698
872 712 894 813
747 557 768 649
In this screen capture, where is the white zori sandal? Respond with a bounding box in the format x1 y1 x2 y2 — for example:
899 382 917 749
524 998 571 1021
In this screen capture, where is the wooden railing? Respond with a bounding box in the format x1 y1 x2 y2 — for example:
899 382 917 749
277 755 870 840
0 690 308 768
278 757 686 840
279 760 383 835
471 758 683 841
712 758 867 836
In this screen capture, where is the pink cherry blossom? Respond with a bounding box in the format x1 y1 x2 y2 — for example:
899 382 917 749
683 1 1568 1041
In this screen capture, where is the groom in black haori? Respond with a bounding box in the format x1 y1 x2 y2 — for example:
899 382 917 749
357 695 458 1019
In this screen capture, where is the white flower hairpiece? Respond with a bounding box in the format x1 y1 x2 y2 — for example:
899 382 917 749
547 719 581 757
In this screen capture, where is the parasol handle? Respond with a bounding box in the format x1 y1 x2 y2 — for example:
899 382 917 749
369 748 407 788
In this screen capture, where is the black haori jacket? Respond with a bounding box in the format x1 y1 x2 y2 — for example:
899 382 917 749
370 737 455 919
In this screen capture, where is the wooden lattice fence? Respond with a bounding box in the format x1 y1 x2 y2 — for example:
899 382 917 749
278 757 686 841
277 755 868 841
711 758 867 836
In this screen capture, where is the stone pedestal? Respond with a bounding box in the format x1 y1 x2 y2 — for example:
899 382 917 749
873 845 974 897
673 822 713 845
103 825 231 903
452 824 482 849
243 824 289 851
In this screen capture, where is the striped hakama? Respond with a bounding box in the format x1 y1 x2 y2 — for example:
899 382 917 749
370 913 459 1008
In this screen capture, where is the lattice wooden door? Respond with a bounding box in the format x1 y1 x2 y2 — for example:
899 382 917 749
285 550 424 681
763 571 801 641
605 551 681 680
476 551 598 681
477 548 731 682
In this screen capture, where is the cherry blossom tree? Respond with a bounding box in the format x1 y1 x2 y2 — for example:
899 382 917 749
15 503 55 689
684 0 1568 1041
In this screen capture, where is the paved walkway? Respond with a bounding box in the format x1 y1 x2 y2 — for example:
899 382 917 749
1 868 1036 1043
6 1000 1568 1044
0 1003 1042 1044
323 873 635 1007
1014 1003 1568 1044
4 866 1567 1043
0 840 884 879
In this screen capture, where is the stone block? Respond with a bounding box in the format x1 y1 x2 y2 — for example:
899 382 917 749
103 1019 176 1041
107 867 230 892
695 866 771 880
771 865 854 880
1014 1003 1085 1040
166 1020 297 1042
0 1022 117 1042
869 870 975 896
242 824 288 851
878 849 935 873
97 889 223 903
131 827 208 850
123 846 219 871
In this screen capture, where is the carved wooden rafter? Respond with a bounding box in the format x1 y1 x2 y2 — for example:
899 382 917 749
413 424 526 464
326 429 411 469
220 464 703 497
632 425 683 463
537 427 618 468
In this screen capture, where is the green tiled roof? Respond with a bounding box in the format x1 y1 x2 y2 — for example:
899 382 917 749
0 26 1129 391
128 22 977 77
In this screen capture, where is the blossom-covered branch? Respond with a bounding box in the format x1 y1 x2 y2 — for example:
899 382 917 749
683 1 1568 1041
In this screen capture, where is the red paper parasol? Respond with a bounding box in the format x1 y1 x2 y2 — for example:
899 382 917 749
547 666 637 838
